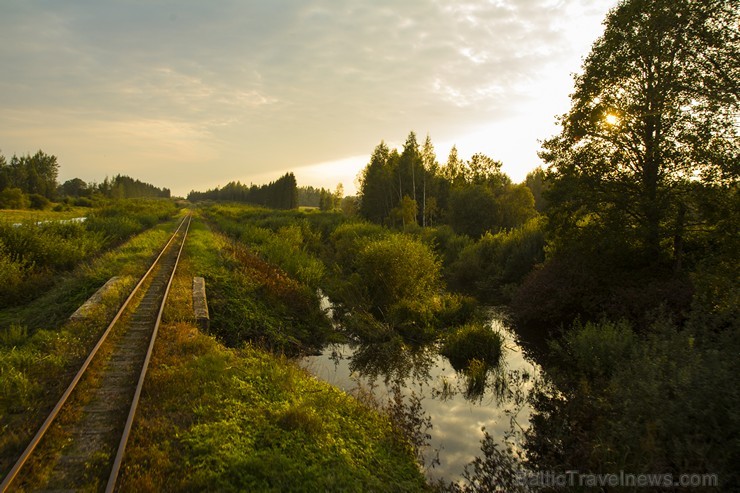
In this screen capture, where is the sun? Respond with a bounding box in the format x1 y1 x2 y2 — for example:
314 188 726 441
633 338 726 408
604 113 620 126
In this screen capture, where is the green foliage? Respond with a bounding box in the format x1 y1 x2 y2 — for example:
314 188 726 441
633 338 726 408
0 199 177 307
27 194 50 210
390 195 418 230
524 167 549 212
0 188 28 209
420 225 473 269
510 251 694 330
446 184 497 238
203 205 326 289
189 172 298 209
542 0 739 261
445 431 529 493
85 199 177 243
449 217 545 301
526 316 740 490
120 324 428 492
328 221 389 267
0 241 29 302
100 174 170 199
355 235 441 316
0 220 178 472
550 318 636 381
441 323 503 371
0 151 59 199
185 216 330 353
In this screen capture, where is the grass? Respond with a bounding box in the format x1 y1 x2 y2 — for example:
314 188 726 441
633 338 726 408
0 199 179 307
0 214 186 477
119 214 429 492
0 206 91 223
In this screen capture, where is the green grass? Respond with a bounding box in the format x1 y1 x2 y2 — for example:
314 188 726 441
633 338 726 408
0 199 179 307
0 215 187 477
0 206 90 223
119 214 429 492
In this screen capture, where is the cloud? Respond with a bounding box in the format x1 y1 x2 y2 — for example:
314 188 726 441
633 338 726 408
0 0 614 194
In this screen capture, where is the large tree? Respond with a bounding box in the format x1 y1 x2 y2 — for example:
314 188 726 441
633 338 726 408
542 0 739 264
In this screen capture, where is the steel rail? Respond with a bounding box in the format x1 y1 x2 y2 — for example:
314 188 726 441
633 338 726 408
0 213 191 493
106 213 191 492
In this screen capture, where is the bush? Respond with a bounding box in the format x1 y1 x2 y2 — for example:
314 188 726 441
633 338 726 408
0 241 29 302
73 197 94 207
441 323 503 371
420 225 472 268
0 188 28 209
27 194 51 210
449 217 545 301
510 252 694 330
526 316 740 490
356 234 442 316
329 221 389 270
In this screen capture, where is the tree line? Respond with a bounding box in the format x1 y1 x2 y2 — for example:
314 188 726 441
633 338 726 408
0 149 172 209
297 184 345 211
357 132 540 237
187 172 298 210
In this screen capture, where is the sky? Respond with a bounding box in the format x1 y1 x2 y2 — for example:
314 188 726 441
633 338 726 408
0 0 618 197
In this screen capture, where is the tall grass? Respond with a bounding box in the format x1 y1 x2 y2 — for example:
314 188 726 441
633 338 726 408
0 199 178 306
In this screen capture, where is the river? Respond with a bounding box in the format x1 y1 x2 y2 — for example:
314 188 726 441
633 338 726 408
300 303 542 483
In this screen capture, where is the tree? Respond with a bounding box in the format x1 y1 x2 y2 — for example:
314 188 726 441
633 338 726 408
442 145 465 185
542 0 739 264
0 151 59 199
447 185 498 238
0 153 8 191
59 178 90 198
466 153 506 189
497 184 537 230
524 167 548 212
0 188 28 209
359 141 396 223
390 195 418 230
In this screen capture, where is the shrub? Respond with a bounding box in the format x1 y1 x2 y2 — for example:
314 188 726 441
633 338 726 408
356 234 442 316
73 197 94 207
27 194 51 210
420 225 473 268
328 221 389 270
0 241 29 302
441 323 503 371
550 318 636 381
0 188 28 209
448 217 545 301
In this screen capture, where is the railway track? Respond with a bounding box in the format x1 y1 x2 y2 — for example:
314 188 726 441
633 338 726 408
1 213 192 492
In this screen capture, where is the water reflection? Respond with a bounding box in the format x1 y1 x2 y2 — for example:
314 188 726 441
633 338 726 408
349 338 436 385
301 311 541 482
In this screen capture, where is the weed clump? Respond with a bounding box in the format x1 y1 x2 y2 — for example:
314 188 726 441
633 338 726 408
441 323 503 371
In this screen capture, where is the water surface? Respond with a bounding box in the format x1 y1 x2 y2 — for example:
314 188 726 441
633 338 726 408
301 308 541 482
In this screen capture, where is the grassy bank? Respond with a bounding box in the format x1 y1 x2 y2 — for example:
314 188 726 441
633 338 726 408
119 216 429 492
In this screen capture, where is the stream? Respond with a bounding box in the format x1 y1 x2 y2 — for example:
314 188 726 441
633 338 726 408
300 300 542 483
